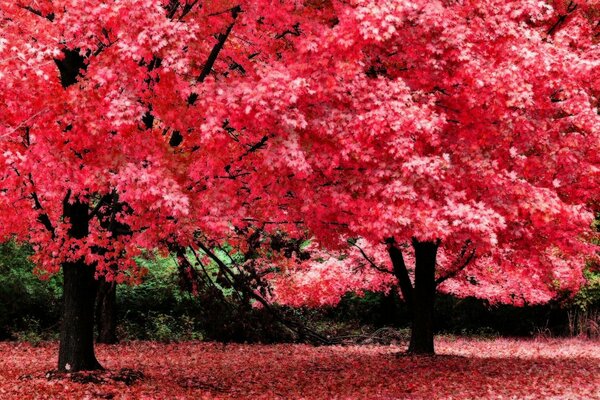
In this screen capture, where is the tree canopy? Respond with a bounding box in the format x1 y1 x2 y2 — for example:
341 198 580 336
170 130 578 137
1 0 599 363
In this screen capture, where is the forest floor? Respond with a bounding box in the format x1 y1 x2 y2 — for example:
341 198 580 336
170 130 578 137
0 337 598 399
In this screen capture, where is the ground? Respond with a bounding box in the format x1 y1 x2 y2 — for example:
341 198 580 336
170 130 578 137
0 338 598 399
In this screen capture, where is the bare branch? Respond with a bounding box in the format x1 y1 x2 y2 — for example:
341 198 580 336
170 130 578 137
165 0 180 19
187 246 234 297
546 1 577 37
241 135 268 157
178 0 199 21
185 5 242 107
88 192 115 221
1 109 47 139
195 239 332 344
275 22 301 39
348 239 393 275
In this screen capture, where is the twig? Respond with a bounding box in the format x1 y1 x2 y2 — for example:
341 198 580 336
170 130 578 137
349 239 393 275
435 240 476 286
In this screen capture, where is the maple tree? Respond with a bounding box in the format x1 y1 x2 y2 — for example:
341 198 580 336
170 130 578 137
0 0 341 371
2 0 599 371
229 0 600 354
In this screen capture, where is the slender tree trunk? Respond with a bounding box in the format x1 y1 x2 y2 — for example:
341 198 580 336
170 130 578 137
387 243 414 311
408 239 439 355
58 200 102 372
96 277 117 344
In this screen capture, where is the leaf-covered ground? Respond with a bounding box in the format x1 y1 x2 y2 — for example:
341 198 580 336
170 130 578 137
0 338 598 399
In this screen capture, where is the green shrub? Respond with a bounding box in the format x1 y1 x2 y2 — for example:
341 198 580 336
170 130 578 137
3 240 598 344
572 268 600 312
0 241 61 340
566 266 600 338
115 254 292 343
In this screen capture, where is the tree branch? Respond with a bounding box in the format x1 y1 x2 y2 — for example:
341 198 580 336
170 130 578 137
18 5 55 21
165 0 180 19
196 5 241 84
195 239 332 344
178 0 199 21
28 174 55 237
275 22 301 39
348 239 393 275
385 238 414 311
546 1 577 36
241 135 268 158
217 134 269 179
88 192 115 221
435 240 476 286
185 5 241 106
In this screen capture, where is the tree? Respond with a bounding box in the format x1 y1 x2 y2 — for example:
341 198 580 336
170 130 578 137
0 0 337 371
2 0 599 371
225 0 600 353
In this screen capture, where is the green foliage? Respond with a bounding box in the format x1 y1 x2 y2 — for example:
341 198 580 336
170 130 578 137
116 254 201 341
572 268 600 312
116 253 292 343
1 241 597 344
0 241 61 340
565 265 600 338
12 316 56 345
144 312 201 342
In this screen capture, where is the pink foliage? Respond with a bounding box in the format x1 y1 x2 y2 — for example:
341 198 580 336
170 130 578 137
0 339 598 398
265 241 395 307
245 0 600 306
1 0 599 305
0 0 336 280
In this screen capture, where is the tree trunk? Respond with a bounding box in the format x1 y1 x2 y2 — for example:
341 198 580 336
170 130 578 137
59 260 102 371
96 277 117 344
58 200 102 372
408 239 439 355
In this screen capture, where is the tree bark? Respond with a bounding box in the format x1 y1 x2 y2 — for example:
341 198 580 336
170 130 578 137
95 277 117 344
407 239 439 355
58 200 102 372
387 242 414 311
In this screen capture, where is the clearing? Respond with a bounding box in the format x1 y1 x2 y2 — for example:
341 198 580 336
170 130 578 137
0 338 598 399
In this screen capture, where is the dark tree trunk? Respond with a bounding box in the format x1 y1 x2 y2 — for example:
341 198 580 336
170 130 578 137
387 242 414 311
408 239 439 355
96 277 117 344
59 260 102 371
58 200 102 372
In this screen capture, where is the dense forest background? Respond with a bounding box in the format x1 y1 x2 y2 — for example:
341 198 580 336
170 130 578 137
1 240 598 345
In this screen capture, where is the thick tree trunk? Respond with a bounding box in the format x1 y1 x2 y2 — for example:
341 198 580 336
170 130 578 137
58 200 102 372
96 277 117 344
407 239 439 355
59 260 102 371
